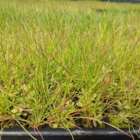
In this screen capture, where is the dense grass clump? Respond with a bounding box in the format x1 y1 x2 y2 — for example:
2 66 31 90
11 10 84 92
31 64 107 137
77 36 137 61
0 0 140 133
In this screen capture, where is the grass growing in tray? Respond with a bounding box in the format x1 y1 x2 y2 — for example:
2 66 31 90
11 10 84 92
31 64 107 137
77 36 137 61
0 0 140 132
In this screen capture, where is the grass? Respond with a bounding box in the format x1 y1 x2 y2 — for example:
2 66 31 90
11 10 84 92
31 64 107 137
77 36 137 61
0 0 140 133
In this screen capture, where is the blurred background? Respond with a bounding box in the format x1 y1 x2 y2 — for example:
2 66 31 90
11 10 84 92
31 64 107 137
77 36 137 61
72 0 140 3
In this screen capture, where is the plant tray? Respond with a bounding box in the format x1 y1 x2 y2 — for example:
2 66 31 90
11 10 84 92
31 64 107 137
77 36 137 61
1 124 139 140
